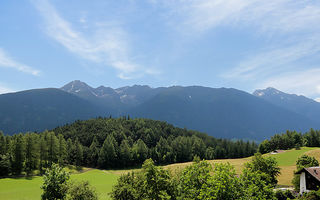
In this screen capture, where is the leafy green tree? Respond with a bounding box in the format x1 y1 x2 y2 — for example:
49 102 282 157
258 140 271 154
111 159 176 200
142 159 176 200
110 172 143 200
240 168 276 200
199 163 242 200
244 153 280 187
296 155 319 170
66 181 98 200
178 159 212 200
41 164 70 200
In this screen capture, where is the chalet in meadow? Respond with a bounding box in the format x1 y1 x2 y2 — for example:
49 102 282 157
296 167 320 194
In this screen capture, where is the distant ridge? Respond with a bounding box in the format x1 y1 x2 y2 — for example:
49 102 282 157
253 87 320 123
0 80 319 140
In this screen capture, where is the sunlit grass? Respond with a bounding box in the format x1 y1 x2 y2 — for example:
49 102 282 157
0 169 118 200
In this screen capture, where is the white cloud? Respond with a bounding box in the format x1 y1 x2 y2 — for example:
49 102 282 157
0 83 14 94
32 0 154 79
157 0 320 35
258 68 320 97
315 97 320 102
163 0 320 97
0 48 40 76
224 36 320 80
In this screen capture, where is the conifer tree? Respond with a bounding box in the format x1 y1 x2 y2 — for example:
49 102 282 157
47 132 59 165
25 133 39 174
74 138 83 167
98 135 117 168
12 134 25 175
66 138 74 165
57 134 67 166
0 131 5 155
119 139 131 167
40 135 48 172
89 136 99 167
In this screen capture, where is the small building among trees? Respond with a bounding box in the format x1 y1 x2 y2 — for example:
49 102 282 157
296 167 320 194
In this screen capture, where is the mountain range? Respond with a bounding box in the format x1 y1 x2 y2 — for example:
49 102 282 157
0 80 319 140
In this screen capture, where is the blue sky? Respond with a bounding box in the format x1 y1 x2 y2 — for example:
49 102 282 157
1 0 320 101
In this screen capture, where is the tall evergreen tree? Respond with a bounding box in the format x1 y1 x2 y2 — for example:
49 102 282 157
88 136 99 167
12 134 25 175
132 139 148 165
74 138 83 167
47 132 59 165
25 133 39 175
66 138 75 165
39 136 48 172
0 131 6 155
57 134 67 166
119 139 131 167
98 135 117 168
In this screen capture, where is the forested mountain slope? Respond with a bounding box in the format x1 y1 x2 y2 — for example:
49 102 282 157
0 81 319 140
0 88 106 134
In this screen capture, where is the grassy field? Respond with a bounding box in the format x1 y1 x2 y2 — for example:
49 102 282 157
164 147 320 186
0 169 118 200
1 147 319 199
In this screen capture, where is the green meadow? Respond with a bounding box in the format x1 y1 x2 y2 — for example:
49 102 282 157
1 147 320 199
0 170 118 200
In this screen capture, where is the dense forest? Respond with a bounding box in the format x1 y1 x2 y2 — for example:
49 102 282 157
0 117 257 176
258 128 320 153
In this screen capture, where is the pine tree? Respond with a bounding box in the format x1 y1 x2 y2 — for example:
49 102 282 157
0 131 6 155
119 139 131 167
98 135 117 168
25 133 39 175
74 138 83 167
12 134 25 175
40 136 48 173
47 132 59 165
66 138 74 165
132 139 148 164
57 134 67 166
89 136 99 167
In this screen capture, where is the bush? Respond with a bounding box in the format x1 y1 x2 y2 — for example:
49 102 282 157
275 189 295 200
66 181 98 200
110 159 176 200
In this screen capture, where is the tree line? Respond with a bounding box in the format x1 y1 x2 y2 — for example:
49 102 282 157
0 117 257 176
258 128 320 154
110 153 281 200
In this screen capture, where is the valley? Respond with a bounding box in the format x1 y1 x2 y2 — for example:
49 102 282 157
1 147 318 200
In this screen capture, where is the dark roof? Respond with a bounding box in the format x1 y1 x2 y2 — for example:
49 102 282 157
296 167 320 182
